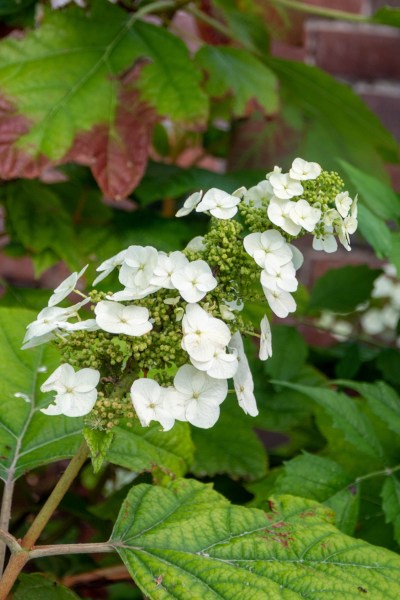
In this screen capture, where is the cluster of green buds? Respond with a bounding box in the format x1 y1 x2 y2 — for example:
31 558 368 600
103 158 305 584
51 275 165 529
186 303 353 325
22 158 358 431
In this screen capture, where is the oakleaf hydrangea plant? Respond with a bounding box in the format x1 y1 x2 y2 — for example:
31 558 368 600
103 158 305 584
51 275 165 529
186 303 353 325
23 158 359 432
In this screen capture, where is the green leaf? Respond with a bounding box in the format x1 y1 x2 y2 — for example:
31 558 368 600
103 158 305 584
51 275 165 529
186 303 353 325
110 478 400 599
212 0 270 54
275 382 385 461
106 421 194 479
339 160 400 221
357 204 393 259
381 476 400 545
309 265 381 313
336 380 400 437
265 325 308 381
273 452 350 502
267 58 398 175
195 45 278 116
190 396 267 481
0 0 35 16
14 573 80 600
0 308 83 483
372 7 400 27
84 428 114 474
4 180 81 272
376 349 400 387
324 487 360 536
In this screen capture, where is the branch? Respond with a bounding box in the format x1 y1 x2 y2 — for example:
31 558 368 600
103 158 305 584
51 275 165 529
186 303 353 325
0 475 15 576
266 0 367 23
0 531 21 554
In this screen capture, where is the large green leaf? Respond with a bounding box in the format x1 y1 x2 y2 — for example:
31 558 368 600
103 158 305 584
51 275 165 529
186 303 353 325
106 421 194 479
0 308 83 483
110 478 400 599
190 396 267 481
0 2 207 197
339 160 400 221
275 382 385 461
195 45 278 116
358 204 393 259
372 7 400 27
309 265 381 313
336 380 400 437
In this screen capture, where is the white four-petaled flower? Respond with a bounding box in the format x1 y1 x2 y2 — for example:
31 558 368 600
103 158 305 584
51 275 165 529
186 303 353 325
171 260 217 303
181 303 231 362
169 364 228 428
269 173 303 200
176 191 203 217
130 379 175 431
41 364 100 417
259 315 272 361
196 188 241 219
289 158 321 181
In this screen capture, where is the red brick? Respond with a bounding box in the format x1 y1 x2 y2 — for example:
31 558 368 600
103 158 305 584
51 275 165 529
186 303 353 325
356 82 400 141
305 21 400 80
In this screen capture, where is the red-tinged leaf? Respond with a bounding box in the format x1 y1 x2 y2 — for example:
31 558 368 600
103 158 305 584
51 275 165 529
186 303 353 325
0 96 50 179
67 81 157 200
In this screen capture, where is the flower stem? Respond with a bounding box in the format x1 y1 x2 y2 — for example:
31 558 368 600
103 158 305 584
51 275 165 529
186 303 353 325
29 542 114 560
352 464 400 487
0 442 89 600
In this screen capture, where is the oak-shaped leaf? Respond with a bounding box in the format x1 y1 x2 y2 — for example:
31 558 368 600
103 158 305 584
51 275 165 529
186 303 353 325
110 478 400 599
0 2 208 199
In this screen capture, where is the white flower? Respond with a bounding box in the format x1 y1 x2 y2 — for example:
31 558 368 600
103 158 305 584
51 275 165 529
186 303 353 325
259 315 272 361
336 213 358 251
130 379 174 431
48 265 88 307
119 245 158 289
229 332 258 416
384 263 397 277
196 188 241 219
381 305 400 329
176 191 203 217
150 251 189 289
312 230 338 254
372 274 394 299
360 309 386 335
171 260 217 303
51 0 85 8
243 230 292 269
61 319 99 332
243 180 274 208
289 199 321 232
335 191 352 218
191 347 238 379
95 301 152 336
269 173 303 200
23 300 90 348
267 197 302 236
260 262 298 293
41 364 100 418
108 284 160 302
263 287 296 318
169 364 228 428
390 283 400 309
181 303 231 362
185 236 205 252
323 208 341 227
93 250 127 286
289 158 321 181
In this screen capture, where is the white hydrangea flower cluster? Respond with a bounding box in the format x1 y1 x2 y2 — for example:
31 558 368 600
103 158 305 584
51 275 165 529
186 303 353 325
23 158 358 432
